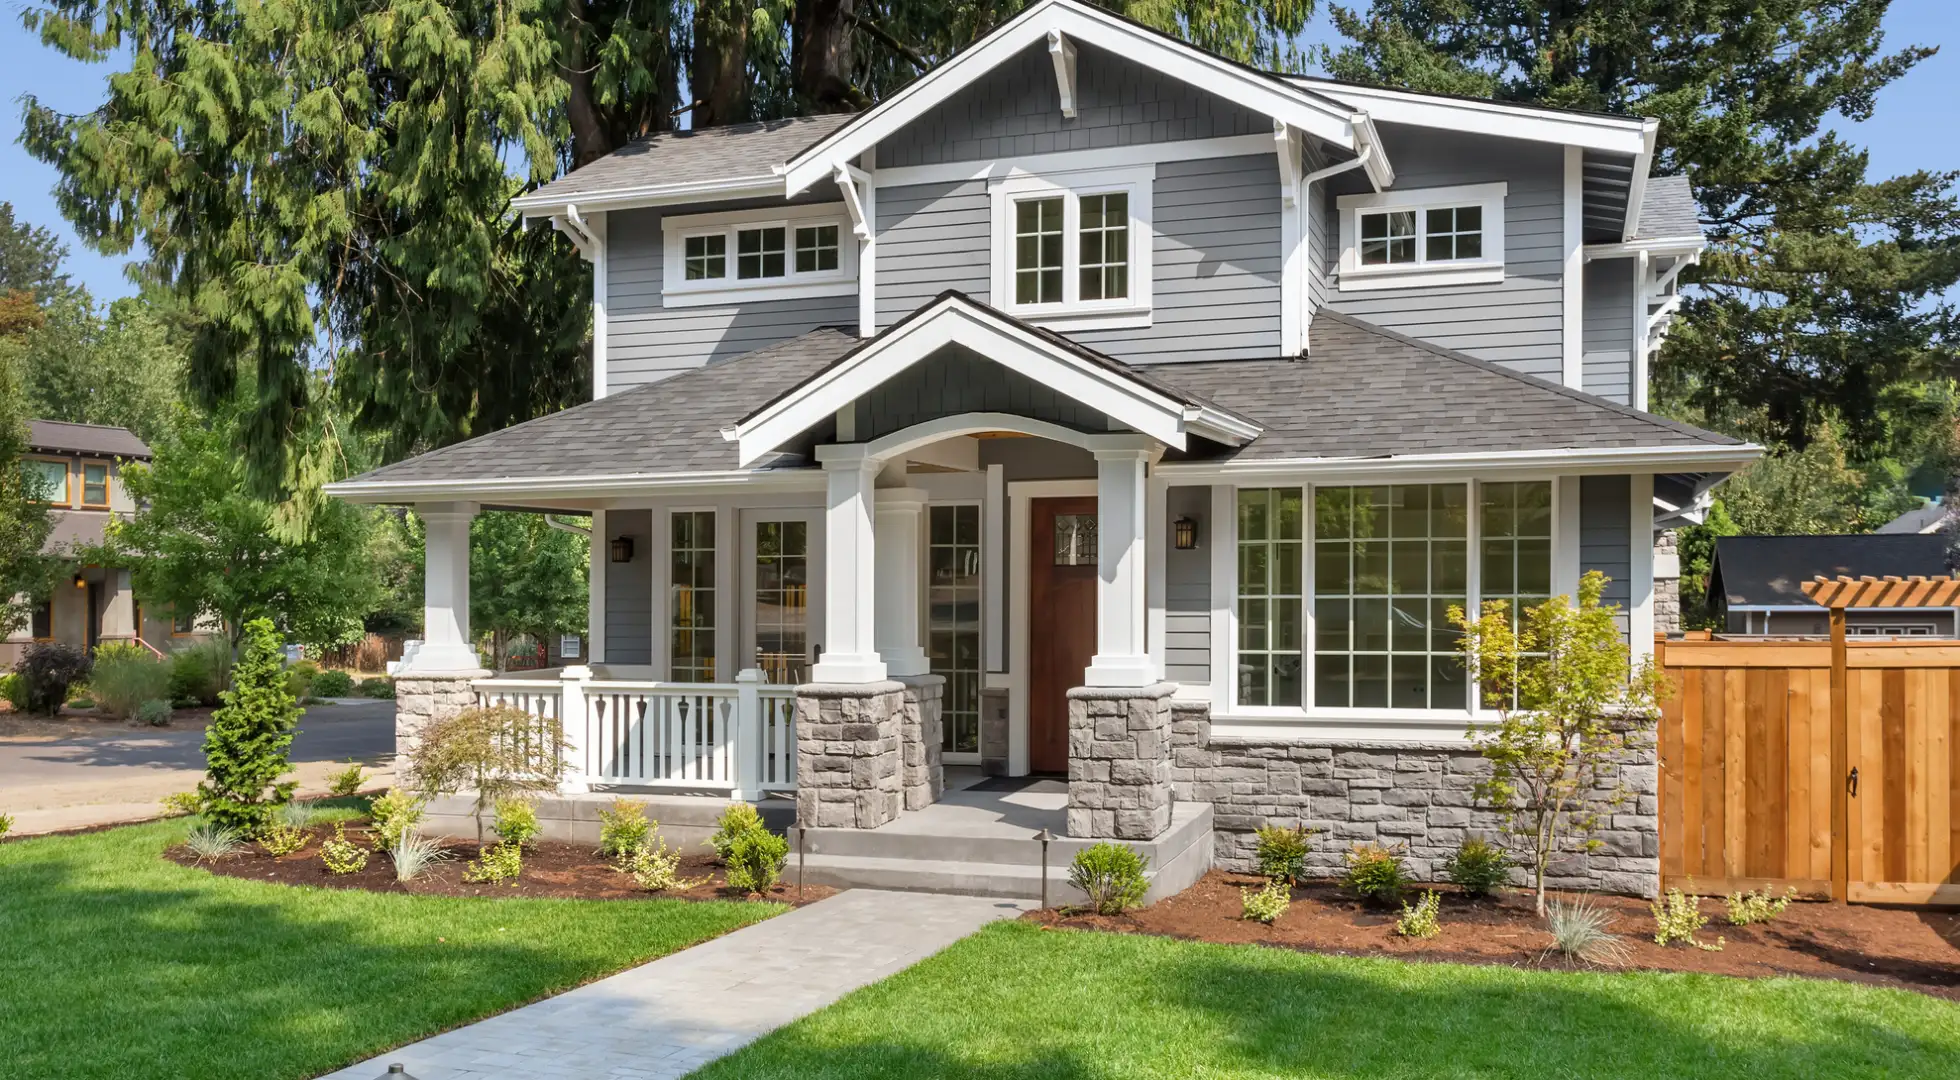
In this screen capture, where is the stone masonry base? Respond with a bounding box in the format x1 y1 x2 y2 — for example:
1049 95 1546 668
393 670 491 779
1170 702 1660 897
897 675 946 812
795 681 906 829
1067 682 1176 840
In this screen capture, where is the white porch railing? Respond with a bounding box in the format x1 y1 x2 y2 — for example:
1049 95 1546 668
474 668 796 797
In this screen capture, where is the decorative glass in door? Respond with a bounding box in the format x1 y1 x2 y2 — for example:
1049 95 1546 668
753 520 809 684
929 505 982 753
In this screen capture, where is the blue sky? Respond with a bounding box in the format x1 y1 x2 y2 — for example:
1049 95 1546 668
3 1 1956 302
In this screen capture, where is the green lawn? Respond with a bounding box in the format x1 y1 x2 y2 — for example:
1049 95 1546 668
0 812 783 1080
692 920 1960 1080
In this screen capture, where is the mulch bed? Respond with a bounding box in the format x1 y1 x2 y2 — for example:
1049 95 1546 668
1025 869 1960 1000
168 822 835 906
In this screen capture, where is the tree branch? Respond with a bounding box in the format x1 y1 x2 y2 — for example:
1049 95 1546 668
847 10 928 74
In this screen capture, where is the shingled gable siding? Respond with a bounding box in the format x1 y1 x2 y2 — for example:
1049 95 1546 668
606 197 858 393
1579 474 1633 636
852 345 1117 441
1583 258 1636 405
1163 484 1211 684
1321 125 1566 382
604 509 653 665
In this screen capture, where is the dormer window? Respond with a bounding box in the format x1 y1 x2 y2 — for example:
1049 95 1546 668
1338 183 1507 292
662 203 856 308
991 165 1153 330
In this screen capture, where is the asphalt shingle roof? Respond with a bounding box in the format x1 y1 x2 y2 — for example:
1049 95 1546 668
1710 534 1949 606
523 114 857 204
1634 175 1701 240
26 420 150 459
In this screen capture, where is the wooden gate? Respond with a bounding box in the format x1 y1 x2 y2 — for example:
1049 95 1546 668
1657 621 1960 905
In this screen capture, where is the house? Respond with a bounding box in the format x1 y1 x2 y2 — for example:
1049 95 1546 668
1709 534 1954 637
4 420 210 666
325 0 1760 898
1877 501 1946 535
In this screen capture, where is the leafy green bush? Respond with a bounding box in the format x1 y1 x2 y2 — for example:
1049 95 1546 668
1547 896 1632 966
1240 878 1290 924
197 619 301 835
0 673 20 710
135 699 174 727
284 660 321 701
326 761 365 797
1070 841 1149 915
258 823 307 856
14 643 91 715
167 637 232 707
1254 823 1317 885
356 676 395 699
493 798 541 848
311 669 356 697
1651 886 1723 951
597 797 651 857
622 837 709 892
1396 890 1442 939
159 791 202 817
403 704 568 844
1444 837 1512 897
67 694 95 709
90 642 172 719
0 812 11 838
709 802 764 862
1341 842 1409 906
319 823 368 874
724 827 789 894
462 841 522 884
1725 885 1797 926
367 789 426 852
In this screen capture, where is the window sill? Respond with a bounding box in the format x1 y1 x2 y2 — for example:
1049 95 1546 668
662 277 857 309
1208 710 1481 746
1000 305 1152 332
1336 261 1504 293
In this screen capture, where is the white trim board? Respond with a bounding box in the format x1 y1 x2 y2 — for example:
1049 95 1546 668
1155 443 1764 482
660 202 858 309
1287 77 1655 156
1334 182 1508 293
873 133 1274 189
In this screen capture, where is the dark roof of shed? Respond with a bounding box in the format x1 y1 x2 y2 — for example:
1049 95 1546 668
26 420 150 459
1710 534 1951 607
1634 176 1701 240
522 114 857 205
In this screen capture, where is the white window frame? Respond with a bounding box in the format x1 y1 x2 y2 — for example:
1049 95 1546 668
1220 476 1561 724
1336 182 1507 292
661 203 858 308
988 165 1155 330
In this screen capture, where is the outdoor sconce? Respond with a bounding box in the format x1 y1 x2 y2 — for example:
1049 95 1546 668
1173 515 1199 551
73 572 86 589
610 536 635 563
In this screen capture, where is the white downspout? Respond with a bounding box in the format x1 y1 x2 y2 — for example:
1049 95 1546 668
1298 143 1376 352
563 204 608 400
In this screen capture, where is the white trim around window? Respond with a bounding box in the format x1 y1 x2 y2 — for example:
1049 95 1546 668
661 202 858 308
1335 182 1507 292
988 165 1155 331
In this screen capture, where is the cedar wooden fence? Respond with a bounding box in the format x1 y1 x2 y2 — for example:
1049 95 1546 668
1656 576 1960 906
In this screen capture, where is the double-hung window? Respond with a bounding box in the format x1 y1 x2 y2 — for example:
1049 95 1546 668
1232 480 1555 715
1337 183 1506 291
992 167 1152 327
23 458 69 505
662 204 856 307
81 463 109 507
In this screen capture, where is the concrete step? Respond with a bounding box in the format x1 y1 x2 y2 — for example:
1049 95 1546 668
799 801 1212 867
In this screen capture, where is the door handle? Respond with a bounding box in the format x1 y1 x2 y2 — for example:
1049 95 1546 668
1847 766 1859 798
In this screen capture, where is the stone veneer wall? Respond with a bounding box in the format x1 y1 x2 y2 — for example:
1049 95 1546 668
897 674 946 811
1067 683 1175 840
1654 529 1682 633
1169 702 1661 897
795 681 905 828
394 670 490 776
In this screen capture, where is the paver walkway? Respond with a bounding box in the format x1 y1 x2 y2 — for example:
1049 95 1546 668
320 889 1029 1079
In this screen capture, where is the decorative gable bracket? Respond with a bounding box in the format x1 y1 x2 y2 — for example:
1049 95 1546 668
834 164 871 239
1048 30 1078 118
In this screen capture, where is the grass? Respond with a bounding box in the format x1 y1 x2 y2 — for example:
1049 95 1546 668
0 804 784 1080
692 920 1960 1080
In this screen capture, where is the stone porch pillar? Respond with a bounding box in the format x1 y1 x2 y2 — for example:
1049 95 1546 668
395 502 490 778
897 674 945 810
795 681 906 828
1067 682 1176 840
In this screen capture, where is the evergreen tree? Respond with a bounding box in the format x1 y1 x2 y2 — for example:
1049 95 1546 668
0 202 73 303
198 618 302 834
0 351 57 637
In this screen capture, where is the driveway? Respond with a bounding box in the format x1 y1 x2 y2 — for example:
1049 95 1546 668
0 699 397 836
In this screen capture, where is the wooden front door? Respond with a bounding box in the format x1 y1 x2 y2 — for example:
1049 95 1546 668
1029 496 1097 774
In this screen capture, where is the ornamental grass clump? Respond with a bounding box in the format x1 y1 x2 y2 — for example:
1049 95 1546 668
1546 895 1632 967
1070 842 1150 915
276 800 317 829
1725 885 1797 926
183 820 245 861
1253 823 1317 885
319 823 369 874
724 827 789 894
1444 837 1512 897
1651 885 1723 951
389 832 450 882
1396 890 1443 939
1240 879 1290 924
597 797 652 857
1341 842 1409 906
198 619 301 835
89 642 171 720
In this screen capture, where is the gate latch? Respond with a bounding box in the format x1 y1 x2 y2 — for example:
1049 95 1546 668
1847 766 1859 798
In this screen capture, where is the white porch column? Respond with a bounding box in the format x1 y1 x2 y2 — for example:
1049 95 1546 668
406 502 481 673
873 486 930 677
1084 448 1156 687
811 447 887 683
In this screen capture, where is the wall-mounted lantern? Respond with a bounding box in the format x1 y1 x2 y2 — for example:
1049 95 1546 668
73 572 86 589
1173 515 1199 551
610 536 635 563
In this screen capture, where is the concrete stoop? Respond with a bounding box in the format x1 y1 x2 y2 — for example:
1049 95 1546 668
422 791 794 850
795 802 1213 904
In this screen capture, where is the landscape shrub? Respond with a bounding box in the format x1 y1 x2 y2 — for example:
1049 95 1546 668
167 637 232 707
493 798 542 849
723 827 789 894
597 797 652 857
276 801 317 829
1547 896 1632 966
183 821 245 861
284 660 321 701
1240 878 1290 924
1443 837 1512 897
68 694 95 709
0 812 11 838
311 669 356 697
356 676 395 699
403 704 567 844
326 761 365 797
462 841 523 884
14 643 92 715
367 789 426 852
197 619 301 835
88 643 172 719
258 823 307 856
1341 842 1410 906
1069 842 1149 915
135 699 174 727
708 802 764 862
1651 886 1723 951
159 791 202 817
319 823 368 874
0 673 20 709
389 832 449 882
1396 891 1443 939
622 837 709 893
1253 823 1317 885
1725 885 1797 926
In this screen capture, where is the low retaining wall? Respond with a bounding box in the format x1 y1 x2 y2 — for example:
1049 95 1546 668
421 792 793 849
1169 703 1660 897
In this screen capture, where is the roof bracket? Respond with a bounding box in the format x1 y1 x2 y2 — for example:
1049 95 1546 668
552 203 600 261
834 164 871 239
1274 121 1301 207
1048 29 1078 119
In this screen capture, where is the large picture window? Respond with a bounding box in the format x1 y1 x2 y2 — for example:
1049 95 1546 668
928 505 982 754
669 511 716 682
23 459 68 504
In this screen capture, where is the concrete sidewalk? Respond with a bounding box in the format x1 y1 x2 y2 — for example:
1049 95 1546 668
320 889 1028 1080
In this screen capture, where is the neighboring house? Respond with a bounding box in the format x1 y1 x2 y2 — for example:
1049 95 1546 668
1709 534 1955 637
326 0 1760 897
3 420 211 668
1877 501 1946 535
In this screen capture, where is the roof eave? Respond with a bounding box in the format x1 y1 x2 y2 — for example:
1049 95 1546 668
1288 78 1653 155
323 468 822 504
513 175 786 219
1156 443 1764 480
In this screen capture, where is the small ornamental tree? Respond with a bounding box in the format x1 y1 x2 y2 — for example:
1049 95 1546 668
1449 571 1667 916
405 705 569 844
198 619 301 834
